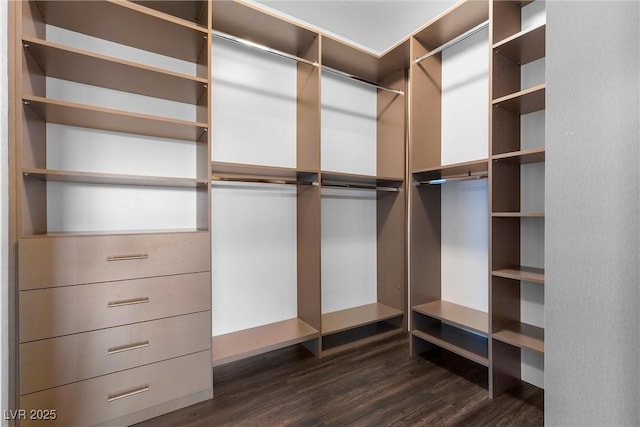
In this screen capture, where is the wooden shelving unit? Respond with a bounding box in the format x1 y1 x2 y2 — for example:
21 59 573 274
322 302 403 335
490 0 546 397
22 168 208 188
212 318 319 367
408 0 491 376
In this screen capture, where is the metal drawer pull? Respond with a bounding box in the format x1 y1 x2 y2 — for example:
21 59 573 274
106 254 149 261
107 340 150 355
107 384 149 402
107 297 149 308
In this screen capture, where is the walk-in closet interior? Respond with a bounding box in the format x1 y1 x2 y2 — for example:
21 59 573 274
6 0 548 425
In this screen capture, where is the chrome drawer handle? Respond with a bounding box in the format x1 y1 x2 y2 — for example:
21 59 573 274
107 297 149 308
107 340 149 355
106 254 149 261
107 384 149 402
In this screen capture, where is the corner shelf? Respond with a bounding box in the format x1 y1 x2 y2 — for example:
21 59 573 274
493 322 544 353
492 84 545 115
322 303 403 336
212 318 319 367
493 24 546 65
492 267 544 284
22 168 208 189
35 0 208 62
23 37 207 104
413 300 488 335
492 147 545 164
23 95 208 142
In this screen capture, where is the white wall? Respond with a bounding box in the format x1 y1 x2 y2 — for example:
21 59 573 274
440 28 489 315
210 39 299 334
1 0 8 422
546 1 640 425
321 73 378 314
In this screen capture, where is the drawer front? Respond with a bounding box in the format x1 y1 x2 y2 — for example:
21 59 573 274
20 351 211 427
20 311 211 395
19 232 210 290
20 272 210 342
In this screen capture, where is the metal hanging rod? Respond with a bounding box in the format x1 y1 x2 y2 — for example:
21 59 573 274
415 20 489 64
211 176 317 186
322 66 405 96
212 30 319 68
322 182 401 192
417 172 488 186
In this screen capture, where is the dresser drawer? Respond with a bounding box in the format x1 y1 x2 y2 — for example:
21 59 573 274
18 232 210 290
20 311 210 395
20 272 210 342
19 350 211 427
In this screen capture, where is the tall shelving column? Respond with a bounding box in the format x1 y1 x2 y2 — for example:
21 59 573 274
10 1 213 425
209 0 322 366
408 0 491 370
319 36 408 356
489 0 546 397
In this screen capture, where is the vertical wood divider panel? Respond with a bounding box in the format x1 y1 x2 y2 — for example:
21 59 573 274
296 36 320 172
409 38 441 172
377 69 406 179
492 1 522 44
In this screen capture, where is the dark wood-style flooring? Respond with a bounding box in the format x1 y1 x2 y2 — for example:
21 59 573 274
137 334 543 426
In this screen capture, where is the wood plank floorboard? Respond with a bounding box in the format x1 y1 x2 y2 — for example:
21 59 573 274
135 334 543 426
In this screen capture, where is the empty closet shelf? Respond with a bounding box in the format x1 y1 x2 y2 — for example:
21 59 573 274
413 300 488 335
492 267 544 284
493 322 544 353
22 168 208 188
211 161 318 184
22 96 208 142
492 147 545 164
322 303 403 336
492 84 545 115
212 318 319 367
412 326 489 367
493 24 546 65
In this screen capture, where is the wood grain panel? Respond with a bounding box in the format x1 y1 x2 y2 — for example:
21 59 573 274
297 184 321 332
18 232 210 289
491 103 521 155
490 218 520 271
377 69 406 180
322 303 402 335
490 338 521 398
492 47 521 100
19 272 211 342
20 311 211 394
491 158 520 212
413 300 488 335
494 24 546 66
296 36 321 172
412 327 488 367
377 189 406 313
492 0 522 44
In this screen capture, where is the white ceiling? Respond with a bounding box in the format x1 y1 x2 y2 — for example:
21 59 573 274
250 0 458 54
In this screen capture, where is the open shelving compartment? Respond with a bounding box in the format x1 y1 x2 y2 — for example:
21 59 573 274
210 1 322 366
318 34 408 356
408 0 491 370
17 0 211 238
490 0 546 397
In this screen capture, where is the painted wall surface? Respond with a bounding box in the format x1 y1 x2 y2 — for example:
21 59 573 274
546 1 640 425
440 28 489 315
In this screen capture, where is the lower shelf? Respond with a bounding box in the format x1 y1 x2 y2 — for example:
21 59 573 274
412 325 489 367
321 302 404 356
493 322 544 353
212 318 319 367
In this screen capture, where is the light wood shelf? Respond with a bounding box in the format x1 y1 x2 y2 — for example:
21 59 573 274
23 229 209 239
36 0 208 62
413 300 488 335
493 24 546 65
493 322 544 353
492 212 544 218
23 37 207 104
322 303 403 336
23 95 207 142
211 161 317 183
212 318 319 367
22 168 207 189
492 84 545 115
412 327 489 367
492 147 545 164
321 171 403 189
413 159 488 180
492 267 544 284
132 0 207 24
